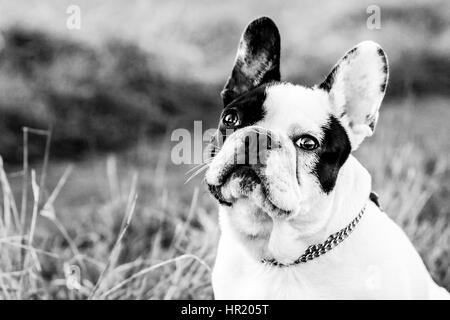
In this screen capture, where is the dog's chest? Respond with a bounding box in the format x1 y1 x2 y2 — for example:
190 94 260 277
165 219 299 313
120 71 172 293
212 237 371 299
212 205 436 300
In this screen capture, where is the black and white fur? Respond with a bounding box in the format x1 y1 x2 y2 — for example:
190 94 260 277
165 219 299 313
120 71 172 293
205 17 449 299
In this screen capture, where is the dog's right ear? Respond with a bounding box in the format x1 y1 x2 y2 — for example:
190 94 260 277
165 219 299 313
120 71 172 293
221 17 281 106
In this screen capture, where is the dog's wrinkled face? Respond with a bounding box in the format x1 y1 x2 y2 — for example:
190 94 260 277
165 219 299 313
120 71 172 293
205 17 388 261
207 85 347 215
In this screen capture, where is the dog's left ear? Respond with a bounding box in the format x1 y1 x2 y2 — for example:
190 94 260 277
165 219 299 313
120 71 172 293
320 41 389 150
221 17 281 106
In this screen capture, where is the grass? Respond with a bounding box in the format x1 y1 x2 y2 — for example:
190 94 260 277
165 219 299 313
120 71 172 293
0 95 449 299
0 137 218 299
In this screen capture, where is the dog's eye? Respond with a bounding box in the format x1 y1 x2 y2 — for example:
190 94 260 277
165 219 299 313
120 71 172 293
295 135 319 151
222 110 241 127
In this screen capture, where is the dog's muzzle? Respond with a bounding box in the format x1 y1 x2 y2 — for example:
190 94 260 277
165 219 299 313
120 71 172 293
205 127 285 208
208 165 261 206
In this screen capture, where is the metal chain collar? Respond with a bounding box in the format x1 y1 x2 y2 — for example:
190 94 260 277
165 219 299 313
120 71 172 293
261 203 367 267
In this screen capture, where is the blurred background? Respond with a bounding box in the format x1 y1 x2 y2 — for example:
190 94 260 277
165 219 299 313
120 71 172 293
0 0 449 299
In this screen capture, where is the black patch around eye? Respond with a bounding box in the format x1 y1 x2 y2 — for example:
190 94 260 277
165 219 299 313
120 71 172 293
312 116 351 193
216 84 268 146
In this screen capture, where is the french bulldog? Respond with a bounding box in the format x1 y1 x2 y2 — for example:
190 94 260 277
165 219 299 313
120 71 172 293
205 17 449 299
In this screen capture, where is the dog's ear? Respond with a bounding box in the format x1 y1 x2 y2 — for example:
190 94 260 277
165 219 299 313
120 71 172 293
221 17 281 106
320 41 389 150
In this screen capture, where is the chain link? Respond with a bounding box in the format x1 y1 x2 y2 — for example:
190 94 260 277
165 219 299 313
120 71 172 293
262 204 367 267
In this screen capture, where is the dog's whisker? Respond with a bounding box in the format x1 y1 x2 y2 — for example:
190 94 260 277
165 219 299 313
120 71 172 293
184 158 215 176
184 168 208 185
185 164 210 184
185 162 209 176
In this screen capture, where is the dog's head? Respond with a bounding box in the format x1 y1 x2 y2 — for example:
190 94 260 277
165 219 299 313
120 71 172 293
205 17 388 260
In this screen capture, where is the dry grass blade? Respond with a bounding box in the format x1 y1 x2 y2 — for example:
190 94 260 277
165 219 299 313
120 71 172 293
38 128 52 201
19 170 42 274
0 156 21 231
0 279 12 300
20 127 29 228
28 170 40 250
88 173 139 299
19 127 51 269
1 240 59 259
42 165 73 212
174 187 199 249
98 254 211 299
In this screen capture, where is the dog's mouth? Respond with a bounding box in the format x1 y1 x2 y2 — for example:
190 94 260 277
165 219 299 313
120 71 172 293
208 165 259 205
207 165 291 215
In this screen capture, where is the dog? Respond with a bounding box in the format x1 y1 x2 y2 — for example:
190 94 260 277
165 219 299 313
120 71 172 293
204 17 450 299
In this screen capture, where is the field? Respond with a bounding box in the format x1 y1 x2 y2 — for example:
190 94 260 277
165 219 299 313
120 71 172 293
0 0 449 299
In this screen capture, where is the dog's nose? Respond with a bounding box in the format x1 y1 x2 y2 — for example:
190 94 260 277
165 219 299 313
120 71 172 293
235 128 280 166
